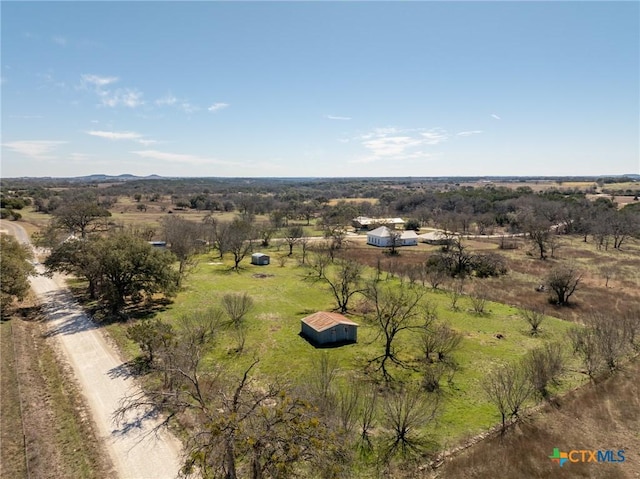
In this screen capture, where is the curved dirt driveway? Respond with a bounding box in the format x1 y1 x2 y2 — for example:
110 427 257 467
2 221 183 479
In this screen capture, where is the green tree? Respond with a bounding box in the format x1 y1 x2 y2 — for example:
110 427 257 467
97 233 179 314
0 235 35 314
52 200 111 238
546 264 582 305
126 318 175 365
45 233 179 315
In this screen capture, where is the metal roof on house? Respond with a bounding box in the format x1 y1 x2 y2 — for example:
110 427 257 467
300 312 359 333
367 226 418 239
353 216 405 225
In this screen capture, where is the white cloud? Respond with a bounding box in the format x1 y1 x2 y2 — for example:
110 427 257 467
69 153 92 161
87 130 142 141
131 149 235 166
157 94 201 113
491 113 501 120
180 102 199 114
137 139 158 146
52 35 67 46
80 74 143 108
87 130 156 145
420 128 449 145
208 102 229 112
354 126 449 163
9 115 44 119
362 136 424 157
100 88 144 108
325 115 351 121
156 94 178 106
456 130 483 137
81 74 119 88
2 140 67 159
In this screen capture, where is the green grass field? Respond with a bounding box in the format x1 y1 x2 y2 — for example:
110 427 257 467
115 244 585 446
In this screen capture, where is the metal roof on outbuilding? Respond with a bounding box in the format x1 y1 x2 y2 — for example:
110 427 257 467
300 312 359 333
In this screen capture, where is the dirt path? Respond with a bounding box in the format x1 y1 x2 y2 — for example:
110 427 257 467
2 221 183 479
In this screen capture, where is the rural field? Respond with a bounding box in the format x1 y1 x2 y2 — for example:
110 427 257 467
2 175 639 478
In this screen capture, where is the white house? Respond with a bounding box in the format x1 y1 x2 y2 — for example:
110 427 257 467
352 216 405 231
367 226 418 247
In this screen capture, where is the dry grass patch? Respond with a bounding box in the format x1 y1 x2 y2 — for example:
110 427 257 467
1 299 113 479
434 357 640 479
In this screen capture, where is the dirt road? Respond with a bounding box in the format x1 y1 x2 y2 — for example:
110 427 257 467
2 221 183 479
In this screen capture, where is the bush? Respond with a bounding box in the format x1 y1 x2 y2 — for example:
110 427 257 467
471 253 508 278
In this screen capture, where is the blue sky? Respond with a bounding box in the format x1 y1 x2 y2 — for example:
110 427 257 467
2 1 638 178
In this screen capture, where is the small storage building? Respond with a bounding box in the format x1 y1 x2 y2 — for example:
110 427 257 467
251 253 270 265
301 312 358 346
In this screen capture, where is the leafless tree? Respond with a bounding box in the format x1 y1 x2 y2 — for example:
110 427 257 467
308 352 339 414
381 386 440 462
447 278 465 311
357 383 378 455
308 245 332 278
585 311 629 371
117 311 339 479
284 225 304 256
568 327 603 378
482 362 533 433
622 309 640 352
299 236 310 265
521 307 545 336
523 342 564 399
421 322 462 364
469 285 488 314
162 216 205 285
365 282 424 383
226 219 255 271
322 259 366 314
222 292 254 327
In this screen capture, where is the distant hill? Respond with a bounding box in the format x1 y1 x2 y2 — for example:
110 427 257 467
70 174 165 182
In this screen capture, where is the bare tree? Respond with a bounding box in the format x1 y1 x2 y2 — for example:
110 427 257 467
366 282 424 382
226 219 255 271
447 278 465 311
117 312 338 479
307 352 339 414
482 362 532 433
568 327 603 378
222 292 254 353
622 309 640 352
308 245 332 278
469 285 488 314
521 307 545 336
357 384 378 454
421 322 462 364
162 215 205 285
284 225 304 256
322 259 366 314
523 342 564 399
381 386 440 462
585 311 629 371
222 292 254 327
546 264 582 305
